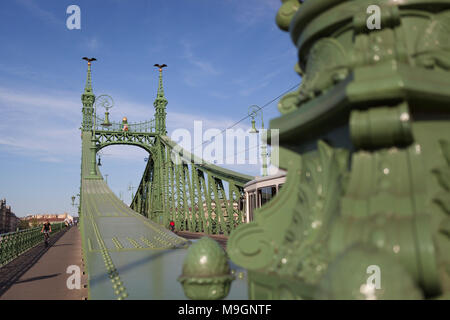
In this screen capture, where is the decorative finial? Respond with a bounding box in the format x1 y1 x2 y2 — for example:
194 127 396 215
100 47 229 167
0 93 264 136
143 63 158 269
82 57 97 64
82 57 97 94
154 63 167 71
154 64 167 98
178 237 234 300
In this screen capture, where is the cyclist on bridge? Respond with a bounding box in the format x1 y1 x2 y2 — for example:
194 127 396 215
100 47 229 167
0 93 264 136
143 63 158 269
41 220 52 246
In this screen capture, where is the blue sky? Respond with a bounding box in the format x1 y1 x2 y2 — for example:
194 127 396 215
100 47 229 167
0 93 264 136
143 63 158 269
0 0 300 217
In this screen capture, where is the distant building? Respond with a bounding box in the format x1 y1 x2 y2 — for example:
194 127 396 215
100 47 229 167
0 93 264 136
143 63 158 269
0 198 20 234
22 213 74 227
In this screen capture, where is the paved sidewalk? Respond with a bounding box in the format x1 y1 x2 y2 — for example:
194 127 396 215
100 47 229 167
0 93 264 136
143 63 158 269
0 227 87 300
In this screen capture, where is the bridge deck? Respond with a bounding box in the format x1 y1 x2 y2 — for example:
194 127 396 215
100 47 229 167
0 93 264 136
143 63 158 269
82 177 193 299
0 227 87 300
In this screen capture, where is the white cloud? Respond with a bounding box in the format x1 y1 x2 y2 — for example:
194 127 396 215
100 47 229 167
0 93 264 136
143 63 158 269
15 0 61 25
86 37 100 50
179 40 222 87
39 156 63 163
0 87 79 118
208 91 230 99
181 40 221 76
238 80 272 97
229 0 280 27
0 86 81 162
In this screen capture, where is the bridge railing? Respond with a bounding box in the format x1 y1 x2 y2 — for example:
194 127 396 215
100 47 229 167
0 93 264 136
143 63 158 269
94 116 155 133
0 222 66 267
131 136 254 236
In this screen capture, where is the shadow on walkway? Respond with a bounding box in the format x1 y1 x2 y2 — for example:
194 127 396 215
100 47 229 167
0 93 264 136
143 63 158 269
52 244 72 247
0 229 67 297
14 273 61 285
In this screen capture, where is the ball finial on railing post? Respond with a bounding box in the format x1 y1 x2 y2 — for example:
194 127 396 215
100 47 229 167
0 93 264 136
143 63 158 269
178 237 235 300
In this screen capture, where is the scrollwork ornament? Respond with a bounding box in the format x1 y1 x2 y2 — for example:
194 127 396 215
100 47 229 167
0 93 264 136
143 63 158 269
276 0 301 32
271 141 348 284
415 11 450 71
298 38 349 105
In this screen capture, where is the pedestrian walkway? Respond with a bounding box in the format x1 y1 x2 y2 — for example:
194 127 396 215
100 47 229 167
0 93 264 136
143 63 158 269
0 227 87 300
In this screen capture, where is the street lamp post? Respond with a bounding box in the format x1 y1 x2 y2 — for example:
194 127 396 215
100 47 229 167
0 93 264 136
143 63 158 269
91 95 114 177
248 105 269 177
89 95 100 176
71 194 81 216
128 183 135 203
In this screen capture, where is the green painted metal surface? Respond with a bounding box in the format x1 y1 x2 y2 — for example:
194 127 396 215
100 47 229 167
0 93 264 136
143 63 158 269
0 223 66 267
130 135 254 235
227 0 450 300
178 237 234 300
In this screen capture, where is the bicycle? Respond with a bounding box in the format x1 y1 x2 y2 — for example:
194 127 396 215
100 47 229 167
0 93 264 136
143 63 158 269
43 231 50 247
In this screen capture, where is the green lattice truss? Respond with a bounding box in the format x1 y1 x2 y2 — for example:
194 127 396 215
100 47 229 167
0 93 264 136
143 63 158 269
130 135 253 235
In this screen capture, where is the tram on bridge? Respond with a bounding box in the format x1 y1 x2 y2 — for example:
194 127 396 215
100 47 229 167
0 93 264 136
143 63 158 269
243 170 286 222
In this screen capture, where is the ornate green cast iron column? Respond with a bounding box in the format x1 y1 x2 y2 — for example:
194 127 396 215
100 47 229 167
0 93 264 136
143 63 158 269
154 64 168 135
228 0 450 300
81 59 100 180
151 65 168 223
81 60 95 132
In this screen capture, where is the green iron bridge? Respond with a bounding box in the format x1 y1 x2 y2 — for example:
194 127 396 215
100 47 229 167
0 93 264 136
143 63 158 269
76 60 254 299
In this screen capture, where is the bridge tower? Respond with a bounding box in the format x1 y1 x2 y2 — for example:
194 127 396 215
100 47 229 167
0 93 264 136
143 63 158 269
81 59 95 131
149 65 168 224
153 64 168 135
80 58 101 179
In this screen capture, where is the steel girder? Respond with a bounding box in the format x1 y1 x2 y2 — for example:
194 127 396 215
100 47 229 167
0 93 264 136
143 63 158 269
130 136 254 235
